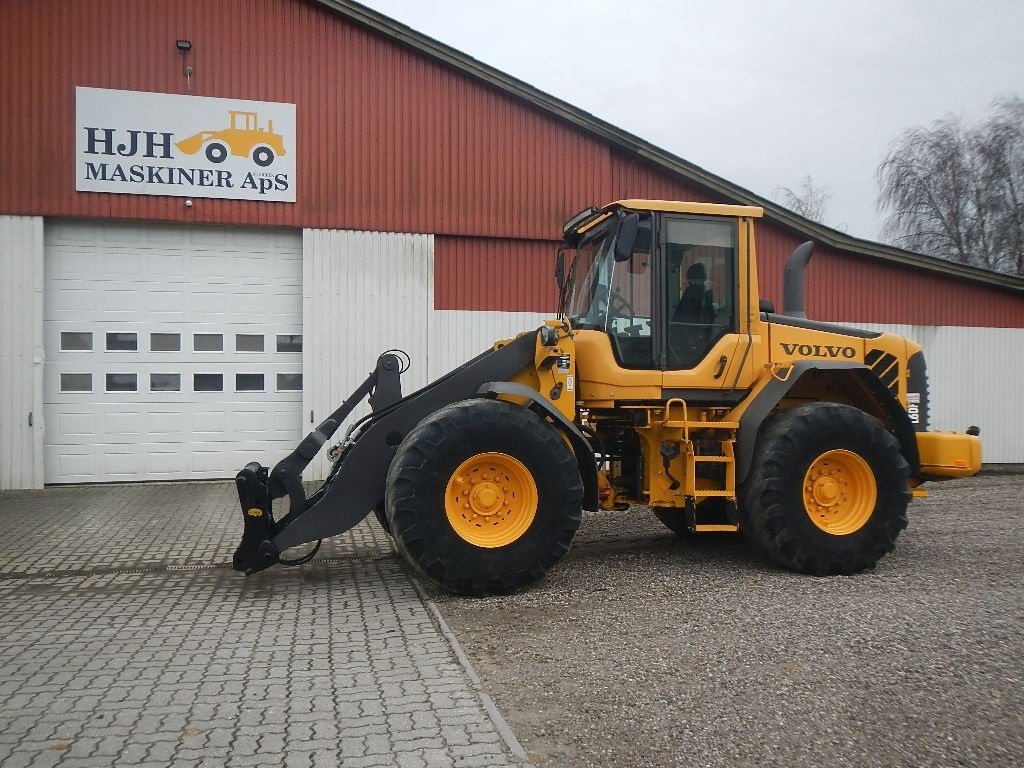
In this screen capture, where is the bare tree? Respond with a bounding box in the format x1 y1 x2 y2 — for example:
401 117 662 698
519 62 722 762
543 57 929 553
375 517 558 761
775 175 832 224
877 96 1024 276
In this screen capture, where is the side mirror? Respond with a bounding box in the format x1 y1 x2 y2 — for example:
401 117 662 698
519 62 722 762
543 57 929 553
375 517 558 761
555 250 566 290
759 299 775 314
614 213 640 262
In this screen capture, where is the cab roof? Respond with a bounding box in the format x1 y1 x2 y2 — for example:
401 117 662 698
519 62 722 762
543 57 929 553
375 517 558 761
609 199 764 218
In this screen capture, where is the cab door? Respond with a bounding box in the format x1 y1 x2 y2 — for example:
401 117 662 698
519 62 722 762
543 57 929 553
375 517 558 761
660 215 762 398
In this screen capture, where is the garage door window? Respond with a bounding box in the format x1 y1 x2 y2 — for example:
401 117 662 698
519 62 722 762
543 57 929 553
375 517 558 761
236 334 264 352
151 333 181 352
60 373 92 392
236 373 264 391
276 334 302 352
106 373 137 392
150 373 181 392
194 333 223 352
106 332 137 351
277 373 302 391
60 332 93 351
194 373 223 392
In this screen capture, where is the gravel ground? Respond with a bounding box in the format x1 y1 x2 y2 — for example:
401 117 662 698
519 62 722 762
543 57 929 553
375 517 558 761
428 474 1023 768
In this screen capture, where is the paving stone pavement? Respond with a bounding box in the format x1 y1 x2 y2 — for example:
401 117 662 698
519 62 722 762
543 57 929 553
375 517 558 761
0 482 528 767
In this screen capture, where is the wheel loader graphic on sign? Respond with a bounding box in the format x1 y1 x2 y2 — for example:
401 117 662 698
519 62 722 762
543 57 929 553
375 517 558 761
175 111 286 167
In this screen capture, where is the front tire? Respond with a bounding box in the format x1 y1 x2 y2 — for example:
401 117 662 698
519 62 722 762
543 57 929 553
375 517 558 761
739 403 910 575
386 399 583 596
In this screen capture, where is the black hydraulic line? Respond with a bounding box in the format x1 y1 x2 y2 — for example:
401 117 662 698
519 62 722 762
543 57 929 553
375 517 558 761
278 540 322 566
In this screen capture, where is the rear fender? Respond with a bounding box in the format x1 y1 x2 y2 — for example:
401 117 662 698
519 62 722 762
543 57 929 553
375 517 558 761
736 362 920 484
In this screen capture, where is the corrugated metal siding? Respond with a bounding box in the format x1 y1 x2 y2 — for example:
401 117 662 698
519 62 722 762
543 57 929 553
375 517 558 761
427 311 549 383
610 150 727 203
853 323 1023 463
755 226 1024 328
0 216 45 489
434 236 560 312
0 0 613 239
303 228 433 480
3 0 1021 329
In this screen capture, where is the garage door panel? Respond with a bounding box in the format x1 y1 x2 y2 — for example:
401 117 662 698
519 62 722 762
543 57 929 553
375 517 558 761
100 451 141 478
102 411 143 437
49 451 96 480
55 411 96 438
44 221 303 483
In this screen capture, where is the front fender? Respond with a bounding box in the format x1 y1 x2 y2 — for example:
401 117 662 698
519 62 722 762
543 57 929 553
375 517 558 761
477 381 599 512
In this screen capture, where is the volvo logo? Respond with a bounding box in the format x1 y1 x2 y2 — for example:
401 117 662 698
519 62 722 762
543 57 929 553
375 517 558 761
780 342 857 359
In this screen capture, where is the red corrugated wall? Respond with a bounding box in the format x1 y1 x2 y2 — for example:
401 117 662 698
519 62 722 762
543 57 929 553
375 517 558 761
754 225 1024 327
0 0 612 237
1 0 1021 327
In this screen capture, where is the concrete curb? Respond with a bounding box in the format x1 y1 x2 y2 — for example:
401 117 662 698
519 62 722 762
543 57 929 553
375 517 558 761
408 575 536 768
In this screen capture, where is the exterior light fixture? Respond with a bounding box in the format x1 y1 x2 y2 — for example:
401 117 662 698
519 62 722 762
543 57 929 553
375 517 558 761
176 39 192 52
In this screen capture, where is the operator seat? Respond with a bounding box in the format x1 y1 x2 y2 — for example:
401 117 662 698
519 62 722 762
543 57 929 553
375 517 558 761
670 262 714 368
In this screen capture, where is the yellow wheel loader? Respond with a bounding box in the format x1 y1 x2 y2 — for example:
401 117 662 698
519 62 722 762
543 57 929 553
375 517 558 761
233 200 982 595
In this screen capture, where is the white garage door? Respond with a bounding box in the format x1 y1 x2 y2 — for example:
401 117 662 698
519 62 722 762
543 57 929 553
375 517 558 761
44 220 303 483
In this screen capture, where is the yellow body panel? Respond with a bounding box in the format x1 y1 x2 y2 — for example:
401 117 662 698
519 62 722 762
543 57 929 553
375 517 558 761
916 432 982 478
504 324 577 422
572 330 662 405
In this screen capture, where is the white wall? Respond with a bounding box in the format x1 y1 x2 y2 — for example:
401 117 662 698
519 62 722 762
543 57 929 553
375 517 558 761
854 323 1022 464
302 229 433 480
0 216 44 489
302 228 550 480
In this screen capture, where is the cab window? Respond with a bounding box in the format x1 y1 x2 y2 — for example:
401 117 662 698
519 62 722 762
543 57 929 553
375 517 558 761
664 216 737 369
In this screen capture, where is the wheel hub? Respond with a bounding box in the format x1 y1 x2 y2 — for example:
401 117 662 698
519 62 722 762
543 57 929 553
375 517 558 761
469 482 503 516
812 476 840 506
803 449 877 536
445 452 538 548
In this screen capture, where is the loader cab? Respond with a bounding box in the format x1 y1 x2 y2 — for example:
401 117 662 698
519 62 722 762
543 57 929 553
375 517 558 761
562 202 754 375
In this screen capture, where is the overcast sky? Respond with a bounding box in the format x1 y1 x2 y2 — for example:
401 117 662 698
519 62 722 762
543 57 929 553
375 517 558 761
361 0 1023 242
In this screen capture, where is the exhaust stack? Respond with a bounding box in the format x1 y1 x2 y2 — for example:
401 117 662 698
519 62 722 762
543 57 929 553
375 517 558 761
782 241 814 318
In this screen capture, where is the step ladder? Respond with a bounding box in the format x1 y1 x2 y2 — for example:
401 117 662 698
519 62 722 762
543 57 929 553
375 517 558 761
661 398 738 533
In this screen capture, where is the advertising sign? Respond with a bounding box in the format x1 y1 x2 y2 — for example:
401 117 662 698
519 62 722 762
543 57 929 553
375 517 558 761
76 87 296 203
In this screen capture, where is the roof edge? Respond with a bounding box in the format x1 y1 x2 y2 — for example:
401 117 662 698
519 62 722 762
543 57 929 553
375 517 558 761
317 0 1024 295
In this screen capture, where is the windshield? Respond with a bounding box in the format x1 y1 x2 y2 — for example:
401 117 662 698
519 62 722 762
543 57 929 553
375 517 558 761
564 221 616 329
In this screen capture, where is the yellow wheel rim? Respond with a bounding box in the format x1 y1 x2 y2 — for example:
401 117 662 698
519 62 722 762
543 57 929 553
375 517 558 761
445 452 538 548
803 450 876 535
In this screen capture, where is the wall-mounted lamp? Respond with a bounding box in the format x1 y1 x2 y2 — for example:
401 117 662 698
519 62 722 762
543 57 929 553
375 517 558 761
176 39 193 92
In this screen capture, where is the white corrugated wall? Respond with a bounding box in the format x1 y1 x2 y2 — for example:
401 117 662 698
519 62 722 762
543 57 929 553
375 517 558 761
427 310 549 382
302 228 551 481
0 216 44 489
303 229 434 481
853 323 1022 464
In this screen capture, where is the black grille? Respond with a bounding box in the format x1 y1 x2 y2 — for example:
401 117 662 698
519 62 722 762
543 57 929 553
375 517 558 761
865 349 900 396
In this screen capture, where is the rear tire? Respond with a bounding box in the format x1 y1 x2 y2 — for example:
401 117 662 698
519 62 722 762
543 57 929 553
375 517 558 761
386 399 583 596
739 403 910 575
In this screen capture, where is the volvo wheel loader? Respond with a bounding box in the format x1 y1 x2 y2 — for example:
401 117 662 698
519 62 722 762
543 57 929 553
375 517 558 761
234 200 982 595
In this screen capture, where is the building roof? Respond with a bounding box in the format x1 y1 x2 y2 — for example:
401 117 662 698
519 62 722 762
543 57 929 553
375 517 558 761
317 0 1024 295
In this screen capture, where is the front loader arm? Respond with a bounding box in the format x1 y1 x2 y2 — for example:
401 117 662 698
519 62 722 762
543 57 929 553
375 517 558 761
232 332 539 574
